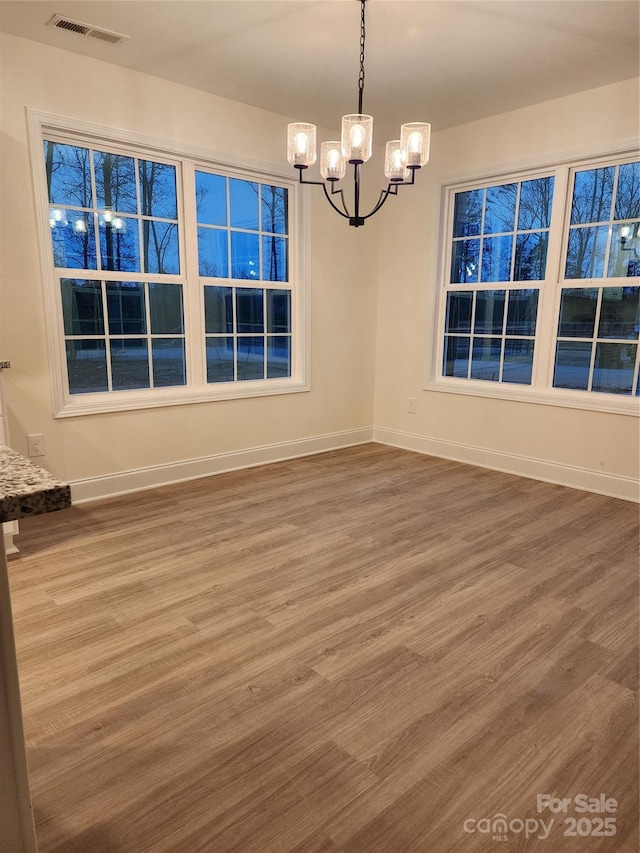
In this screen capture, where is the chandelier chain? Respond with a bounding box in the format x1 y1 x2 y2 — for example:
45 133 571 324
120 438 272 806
358 0 366 115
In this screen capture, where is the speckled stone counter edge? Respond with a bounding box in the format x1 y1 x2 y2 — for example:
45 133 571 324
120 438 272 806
0 445 71 523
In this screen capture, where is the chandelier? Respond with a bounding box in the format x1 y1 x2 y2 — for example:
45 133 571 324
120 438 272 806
287 0 430 227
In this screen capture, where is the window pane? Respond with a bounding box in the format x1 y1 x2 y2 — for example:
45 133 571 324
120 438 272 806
138 161 177 219
445 291 473 333
474 290 505 334
198 227 228 278
151 338 186 387
565 226 608 279
553 340 592 390
607 224 640 278
267 336 291 378
443 336 469 378
149 283 184 334
483 183 517 234
557 288 598 337
267 290 291 333
262 236 288 282
61 279 104 335
514 231 549 281
206 336 235 383
141 221 179 275
261 185 288 234
44 142 93 208
452 190 482 237
481 236 512 282
506 289 538 336
94 151 137 214
110 338 150 390
66 339 108 394
570 167 615 225
204 286 233 334
450 239 480 283
517 176 554 230
503 339 534 385
236 288 264 333
106 281 146 335
231 232 260 280
196 171 227 226
237 336 264 380
99 215 140 272
614 162 640 220
51 211 97 269
229 179 259 230
470 338 502 381
592 342 636 394
598 287 640 339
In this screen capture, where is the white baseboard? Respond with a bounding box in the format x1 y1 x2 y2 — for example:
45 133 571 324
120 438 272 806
373 427 640 503
3 522 19 557
69 425 639 505
70 428 374 504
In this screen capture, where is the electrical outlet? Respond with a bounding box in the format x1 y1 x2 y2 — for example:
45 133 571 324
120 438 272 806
408 397 417 414
27 433 45 457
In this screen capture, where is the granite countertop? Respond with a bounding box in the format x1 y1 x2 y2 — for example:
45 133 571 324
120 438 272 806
0 445 71 522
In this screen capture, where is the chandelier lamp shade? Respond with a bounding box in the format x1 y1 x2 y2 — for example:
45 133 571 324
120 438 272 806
286 0 430 227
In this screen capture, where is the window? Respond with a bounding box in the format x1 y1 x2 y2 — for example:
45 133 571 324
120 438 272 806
204 286 291 382
444 176 553 387
195 171 291 383
436 153 640 411
31 113 307 416
565 163 640 280
553 162 640 396
61 279 186 393
554 287 639 394
450 177 554 286
444 289 538 384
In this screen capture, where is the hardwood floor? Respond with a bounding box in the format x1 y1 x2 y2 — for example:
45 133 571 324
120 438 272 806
7 444 639 852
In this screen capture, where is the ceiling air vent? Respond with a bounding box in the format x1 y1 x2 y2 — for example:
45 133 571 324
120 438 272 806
46 14 129 45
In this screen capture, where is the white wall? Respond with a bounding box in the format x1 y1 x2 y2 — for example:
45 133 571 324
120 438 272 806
373 78 640 499
0 33 378 489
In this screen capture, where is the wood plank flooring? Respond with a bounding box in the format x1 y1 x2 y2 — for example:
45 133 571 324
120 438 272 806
7 444 639 852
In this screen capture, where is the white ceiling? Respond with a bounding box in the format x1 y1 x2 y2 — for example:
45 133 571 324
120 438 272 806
0 1 638 138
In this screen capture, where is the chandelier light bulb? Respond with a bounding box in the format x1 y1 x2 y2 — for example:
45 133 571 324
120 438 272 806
73 218 87 234
287 122 317 168
341 114 373 164
400 122 431 168
351 125 365 146
320 141 346 181
385 140 410 182
408 132 422 153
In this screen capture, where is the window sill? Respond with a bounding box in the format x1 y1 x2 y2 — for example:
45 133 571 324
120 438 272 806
422 378 640 416
54 378 310 418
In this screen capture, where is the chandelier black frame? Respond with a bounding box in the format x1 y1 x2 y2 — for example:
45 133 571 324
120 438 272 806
287 0 430 227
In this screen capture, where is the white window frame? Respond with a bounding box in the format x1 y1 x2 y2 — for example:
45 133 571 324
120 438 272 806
27 110 310 418
426 142 640 417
